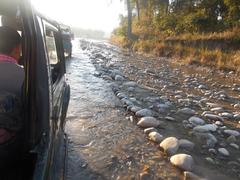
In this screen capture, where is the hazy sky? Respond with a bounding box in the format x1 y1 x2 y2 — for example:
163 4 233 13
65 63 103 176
31 0 125 33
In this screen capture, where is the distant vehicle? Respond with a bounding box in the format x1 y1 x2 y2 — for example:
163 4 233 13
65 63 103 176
0 0 70 179
60 24 74 58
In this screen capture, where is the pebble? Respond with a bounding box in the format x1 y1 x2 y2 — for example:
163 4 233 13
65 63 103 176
188 116 205 126
137 117 161 128
148 132 163 143
204 114 224 121
210 107 224 113
220 112 233 119
183 171 205 180
165 116 176 122
160 137 179 155
193 124 218 133
215 121 223 126
179 139 195 150
144 127 157 134
226 135 237 143
218 148 230 156
223 129 240 137
136 109 155 117
115 75 125 81
177 108 196 115
205 157 215 164
208 148 216 154
130 106 142 113
170 154 194 171
230 143 239 150
139 171 151 180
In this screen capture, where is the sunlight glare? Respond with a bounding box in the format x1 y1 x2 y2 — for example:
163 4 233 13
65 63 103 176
31 0 124 33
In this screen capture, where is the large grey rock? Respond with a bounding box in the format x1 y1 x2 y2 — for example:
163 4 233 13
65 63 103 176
137 117 161 128
170 154 194 171
136 109 155 117
148 132 163 143
189 116 205 126
193 132 218 148
160 137 179 155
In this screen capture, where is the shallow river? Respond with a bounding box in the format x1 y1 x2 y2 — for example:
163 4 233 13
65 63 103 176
65 40 240 180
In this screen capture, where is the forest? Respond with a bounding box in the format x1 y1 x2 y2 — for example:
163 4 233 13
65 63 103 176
111 0 240 71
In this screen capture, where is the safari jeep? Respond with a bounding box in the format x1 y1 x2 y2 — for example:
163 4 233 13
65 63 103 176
0 0 70 179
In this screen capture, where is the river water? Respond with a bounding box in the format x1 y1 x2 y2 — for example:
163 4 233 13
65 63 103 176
65 40 240 180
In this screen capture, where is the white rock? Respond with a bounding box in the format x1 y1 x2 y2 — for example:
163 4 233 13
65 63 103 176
170 154 194 171
218 148 229 156
223 129 240 137
136 109 155 117
137 117 161 128
160 137 179 155
148 132 163 143
189 116 205 126
179 139 195 150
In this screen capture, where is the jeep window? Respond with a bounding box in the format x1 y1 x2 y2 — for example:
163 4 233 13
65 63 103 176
45 28 61 83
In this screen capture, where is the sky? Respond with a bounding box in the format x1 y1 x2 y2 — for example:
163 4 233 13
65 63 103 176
31 0 125 33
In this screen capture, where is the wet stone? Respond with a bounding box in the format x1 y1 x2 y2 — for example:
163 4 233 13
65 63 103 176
114 75 125 81
226 135 237 144
193 124 218 133
160 137 179 155
188 116 205 126
183 171 205 180
230 143 239 150
137 117 161 128
218 148 230 156
165 116 176 122
139 171 151 180
170 154 194 171
148 132 163 143
144 127 157 134
179 139 195 151
204 114 224 121
136 109 156 117
130 106 142 113
223 129 240 137
177 108 196 115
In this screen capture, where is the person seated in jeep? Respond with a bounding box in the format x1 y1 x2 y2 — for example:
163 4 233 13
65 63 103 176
0 26 24 145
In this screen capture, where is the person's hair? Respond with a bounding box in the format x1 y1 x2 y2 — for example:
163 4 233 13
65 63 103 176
0 26 21 55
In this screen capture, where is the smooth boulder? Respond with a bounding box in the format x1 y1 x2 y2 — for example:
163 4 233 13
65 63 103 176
137 117 161 128
170 154 194 171
160 137 179 155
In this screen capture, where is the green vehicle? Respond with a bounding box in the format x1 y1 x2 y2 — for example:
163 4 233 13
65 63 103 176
0 0 70 179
